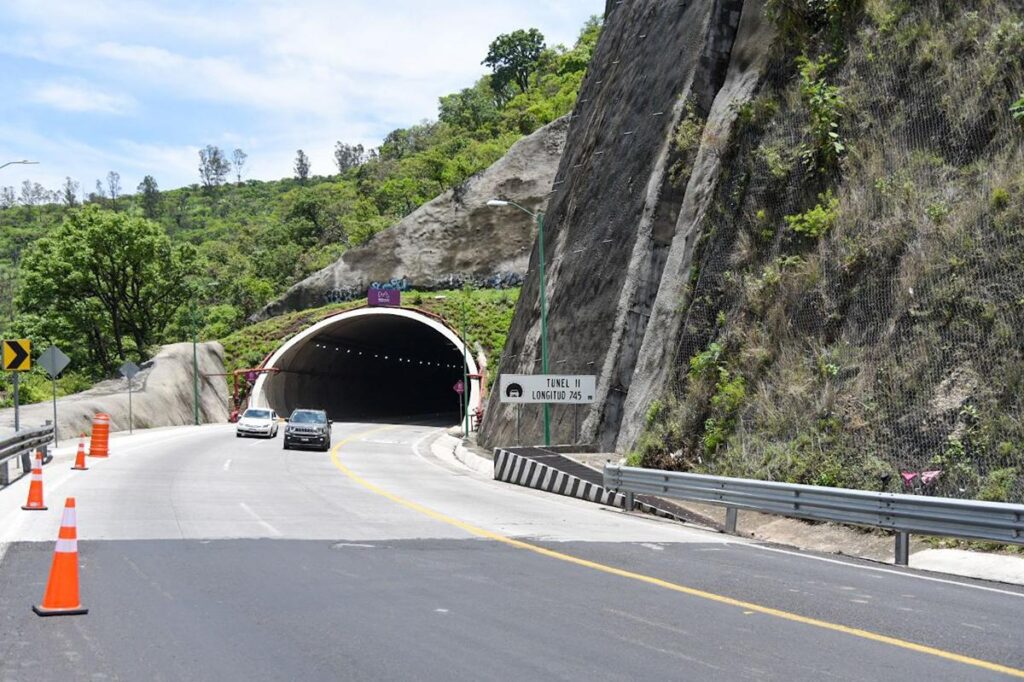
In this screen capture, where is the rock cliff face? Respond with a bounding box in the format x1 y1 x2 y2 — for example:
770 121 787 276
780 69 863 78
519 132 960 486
481 0 769 449
255 116 568 320
481 0 1024 502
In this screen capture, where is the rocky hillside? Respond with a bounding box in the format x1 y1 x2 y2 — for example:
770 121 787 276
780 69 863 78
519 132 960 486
255 117 567 319
480 0 1024 502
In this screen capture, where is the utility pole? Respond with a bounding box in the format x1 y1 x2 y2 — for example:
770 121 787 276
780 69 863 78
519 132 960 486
462 287 470 438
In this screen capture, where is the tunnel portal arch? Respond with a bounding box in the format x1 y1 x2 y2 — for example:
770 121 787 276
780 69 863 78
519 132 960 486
250 307 481 423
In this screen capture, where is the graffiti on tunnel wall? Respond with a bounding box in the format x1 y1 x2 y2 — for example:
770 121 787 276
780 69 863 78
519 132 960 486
322 272 524 305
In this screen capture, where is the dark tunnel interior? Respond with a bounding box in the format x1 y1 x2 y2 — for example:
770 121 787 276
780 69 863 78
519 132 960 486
260 314 472 422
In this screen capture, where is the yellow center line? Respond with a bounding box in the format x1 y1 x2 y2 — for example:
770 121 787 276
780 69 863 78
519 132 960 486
330 427 1024 679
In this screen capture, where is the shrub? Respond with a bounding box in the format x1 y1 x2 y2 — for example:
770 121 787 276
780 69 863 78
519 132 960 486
796 55 846 172
1012 95 1024 122
990 187 1011 211
785 190 839 238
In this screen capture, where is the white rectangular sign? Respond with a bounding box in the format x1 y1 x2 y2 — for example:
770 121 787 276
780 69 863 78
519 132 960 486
499 374 596 404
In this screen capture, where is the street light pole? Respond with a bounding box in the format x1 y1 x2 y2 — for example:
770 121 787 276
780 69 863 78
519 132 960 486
486 199 551 446
0 160 39 171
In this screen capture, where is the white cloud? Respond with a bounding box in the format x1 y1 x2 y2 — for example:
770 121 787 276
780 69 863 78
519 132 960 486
30 81 136 114
0 0 602 188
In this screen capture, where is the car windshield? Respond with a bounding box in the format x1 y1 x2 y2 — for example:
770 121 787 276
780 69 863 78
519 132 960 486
243 409 270 419
290 411 326 423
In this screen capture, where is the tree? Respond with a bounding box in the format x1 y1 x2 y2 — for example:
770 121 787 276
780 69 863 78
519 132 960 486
199 145 231 189
19 180 47 206
232 148 248 184
294 149 310 182
61 177 80 207
106 171 121 209
0 186 14 209
482 28 545 97
333 142 366 173
17 205 196 372
439 80 501 133
92 179 106 205
137 175 160 219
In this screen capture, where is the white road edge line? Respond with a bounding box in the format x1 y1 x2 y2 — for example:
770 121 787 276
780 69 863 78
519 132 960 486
743 542 1024 598
223 459 232 472
238 502 282 537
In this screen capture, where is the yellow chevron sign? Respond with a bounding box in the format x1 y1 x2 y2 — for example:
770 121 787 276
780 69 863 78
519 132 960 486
2 339 31 371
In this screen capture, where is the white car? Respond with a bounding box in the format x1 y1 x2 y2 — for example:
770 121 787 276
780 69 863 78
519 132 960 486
235 408 279 438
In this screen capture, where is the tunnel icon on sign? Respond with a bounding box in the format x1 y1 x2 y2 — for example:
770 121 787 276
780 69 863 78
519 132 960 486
505 383 523 398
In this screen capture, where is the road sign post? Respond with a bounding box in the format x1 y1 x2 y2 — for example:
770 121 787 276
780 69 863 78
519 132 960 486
39 345 71 446
120 361 140 435
2 339 32 432
453 379 465 434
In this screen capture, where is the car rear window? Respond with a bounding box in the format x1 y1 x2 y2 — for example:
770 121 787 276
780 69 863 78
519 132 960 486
290 411 326 423
243 409 270 419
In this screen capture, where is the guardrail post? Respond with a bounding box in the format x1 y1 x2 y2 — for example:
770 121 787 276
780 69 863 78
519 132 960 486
20 451 31 473
725 507 738 534
0 460 8 486
894 531 910 566
624 491 635 512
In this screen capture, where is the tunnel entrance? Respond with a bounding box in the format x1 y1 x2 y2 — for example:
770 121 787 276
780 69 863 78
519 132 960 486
250 308 480 423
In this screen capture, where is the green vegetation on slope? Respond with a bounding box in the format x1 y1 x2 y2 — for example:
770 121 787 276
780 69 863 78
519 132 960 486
635 0 1024 502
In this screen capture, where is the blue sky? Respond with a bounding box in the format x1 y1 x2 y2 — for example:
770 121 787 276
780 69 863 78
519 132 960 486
0 0 602 195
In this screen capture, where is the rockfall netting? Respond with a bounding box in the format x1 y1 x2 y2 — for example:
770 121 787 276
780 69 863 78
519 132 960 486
649 3 1024 502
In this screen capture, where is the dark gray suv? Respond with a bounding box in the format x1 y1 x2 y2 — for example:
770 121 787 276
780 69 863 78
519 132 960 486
283 409 332 451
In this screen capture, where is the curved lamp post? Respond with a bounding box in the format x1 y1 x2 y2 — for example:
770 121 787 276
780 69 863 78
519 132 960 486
0 160 39 170
487 198 550 446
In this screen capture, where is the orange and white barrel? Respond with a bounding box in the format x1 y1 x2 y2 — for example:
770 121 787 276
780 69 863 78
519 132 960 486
88 413 110 458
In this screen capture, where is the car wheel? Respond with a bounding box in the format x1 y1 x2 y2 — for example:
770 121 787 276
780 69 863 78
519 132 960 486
283 441 290 450
236 432 242 438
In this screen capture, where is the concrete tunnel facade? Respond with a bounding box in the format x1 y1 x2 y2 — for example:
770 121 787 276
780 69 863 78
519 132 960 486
249 307 481 423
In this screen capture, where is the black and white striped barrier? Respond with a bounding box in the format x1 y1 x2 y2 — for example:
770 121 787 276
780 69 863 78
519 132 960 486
494 447 623 506
494 448 675 518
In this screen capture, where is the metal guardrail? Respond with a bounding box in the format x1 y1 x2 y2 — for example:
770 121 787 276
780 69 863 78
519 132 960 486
0 423 55 487
604 464 1024 565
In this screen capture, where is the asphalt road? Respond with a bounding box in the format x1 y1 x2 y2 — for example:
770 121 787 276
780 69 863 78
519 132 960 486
1 422 1022 681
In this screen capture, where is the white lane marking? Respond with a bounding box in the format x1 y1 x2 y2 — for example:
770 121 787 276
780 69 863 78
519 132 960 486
223 459 232 472
434 608 449 614
332 543 376 549
743 542 1024 598
641 543 665 551
238 502 282 537
0 542 8 569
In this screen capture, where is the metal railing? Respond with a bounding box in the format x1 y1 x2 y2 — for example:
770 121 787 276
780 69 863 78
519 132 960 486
604 464 1024 565
0 423 55 487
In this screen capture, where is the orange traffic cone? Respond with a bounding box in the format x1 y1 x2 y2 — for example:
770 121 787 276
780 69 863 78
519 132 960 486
21 450 47 511
71 435 88 471
33 497 88 616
